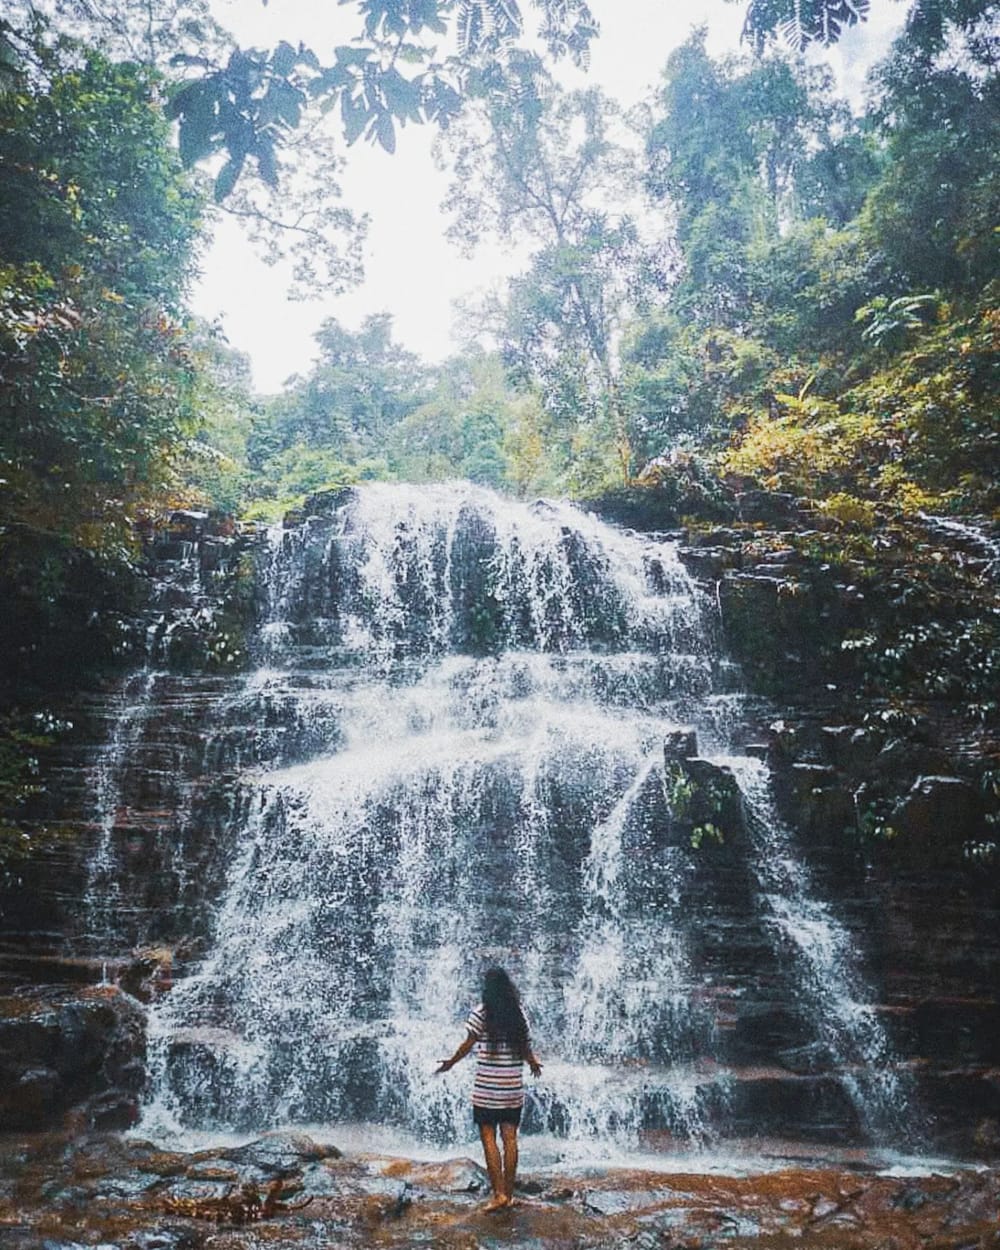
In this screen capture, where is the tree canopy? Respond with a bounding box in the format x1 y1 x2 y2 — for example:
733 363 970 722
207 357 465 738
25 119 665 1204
121 0 904 200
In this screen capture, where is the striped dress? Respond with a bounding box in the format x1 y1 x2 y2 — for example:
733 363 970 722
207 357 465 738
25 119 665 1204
466 1003 527 1110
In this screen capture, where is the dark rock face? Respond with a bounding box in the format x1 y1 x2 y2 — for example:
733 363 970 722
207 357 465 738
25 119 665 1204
0 986 144 1130
891 775 984 851
0 523 266 1130
675 516 1000 1160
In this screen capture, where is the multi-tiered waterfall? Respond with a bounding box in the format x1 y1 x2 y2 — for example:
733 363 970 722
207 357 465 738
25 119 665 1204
130 484 906 1154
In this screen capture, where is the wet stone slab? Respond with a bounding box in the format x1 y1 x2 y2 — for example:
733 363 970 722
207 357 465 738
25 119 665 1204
1 1131 999 1249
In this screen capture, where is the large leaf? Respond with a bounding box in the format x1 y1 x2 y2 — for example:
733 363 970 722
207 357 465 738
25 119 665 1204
213 154 245 201
374 109 397 152
341 92 370 145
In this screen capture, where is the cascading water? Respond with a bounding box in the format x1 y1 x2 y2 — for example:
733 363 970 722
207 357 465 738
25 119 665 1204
719 756 912 1144
84 668 160 945
137 482 907 1155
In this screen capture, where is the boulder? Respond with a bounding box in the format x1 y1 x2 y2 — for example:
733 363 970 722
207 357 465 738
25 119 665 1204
661 755 746 850
0 986 145 1130
301 486 357 518
166 510 208 542
891 776 984 852
663 728 698 761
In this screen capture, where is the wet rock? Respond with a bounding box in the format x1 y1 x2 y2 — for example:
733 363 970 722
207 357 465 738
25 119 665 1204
0 987 145 1130
892 776 984 851
874 738 954 782
718 572 826 698
297 1160 354 1198
661 756 745 850
679 547 738 579
757 547 799 565
127 1230 201 1250
198 538 235 575
776 1041 835 1075
892 1184 928 1211
159 1178 233 1203
819 725 881 771
784 766 856 839
973 1116 1000 1157
942 1174 1000 1226
220 1132 339 1178
301 486 357 519
582 1188 641 1215
10 1066 61 1117
402 1158 487 1194
167 510 208 542
789 762 838 792
663 728 698 761
185 1161 240 1181
91 1169 164 1200
726 1071 860 1141
737 489 801 522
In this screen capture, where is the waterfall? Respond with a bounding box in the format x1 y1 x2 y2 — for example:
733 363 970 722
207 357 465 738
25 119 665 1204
719 755 912 1144
84 668 160 946
136 482 907 1153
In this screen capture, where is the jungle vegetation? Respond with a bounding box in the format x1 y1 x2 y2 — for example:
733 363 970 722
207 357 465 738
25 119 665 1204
0 0 996 670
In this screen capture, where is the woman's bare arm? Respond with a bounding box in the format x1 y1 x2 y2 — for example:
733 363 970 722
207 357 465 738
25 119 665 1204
435 1031 477 1073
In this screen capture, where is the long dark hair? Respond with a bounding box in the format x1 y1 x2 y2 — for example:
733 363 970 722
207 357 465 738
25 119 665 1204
482 966 529 1056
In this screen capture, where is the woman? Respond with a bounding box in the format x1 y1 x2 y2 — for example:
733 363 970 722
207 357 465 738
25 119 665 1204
436 966 543 1211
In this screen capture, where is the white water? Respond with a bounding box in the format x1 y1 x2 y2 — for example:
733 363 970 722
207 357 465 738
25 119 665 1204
84 667 160 944
719 754 912 1143
135 482 908 1152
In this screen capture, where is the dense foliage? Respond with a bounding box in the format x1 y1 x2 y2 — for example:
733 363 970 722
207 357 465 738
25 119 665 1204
0 21 211 682
1 0 998 853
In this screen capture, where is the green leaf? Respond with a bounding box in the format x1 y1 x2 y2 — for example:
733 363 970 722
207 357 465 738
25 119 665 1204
381 68 422 123
270 40 298 78
256 141 279 186
213 155 244 201
178 113 218 165
341 92 369 145
375 110 396 153
335 45 373 67
270 80 303 128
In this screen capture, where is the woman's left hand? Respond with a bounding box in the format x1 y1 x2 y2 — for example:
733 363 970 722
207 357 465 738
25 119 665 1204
435 1058 454 1074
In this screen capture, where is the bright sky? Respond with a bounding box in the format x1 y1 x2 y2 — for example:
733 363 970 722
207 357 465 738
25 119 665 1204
194 0 905 393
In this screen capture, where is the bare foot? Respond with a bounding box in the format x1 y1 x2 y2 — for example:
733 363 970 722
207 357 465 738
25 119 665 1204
483 1195 511 1213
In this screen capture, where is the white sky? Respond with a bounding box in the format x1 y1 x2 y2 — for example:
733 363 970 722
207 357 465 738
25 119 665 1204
193 0 905 393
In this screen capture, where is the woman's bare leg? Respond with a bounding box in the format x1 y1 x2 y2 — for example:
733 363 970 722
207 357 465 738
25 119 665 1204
499 1121 519 1204
478 1124 506 1209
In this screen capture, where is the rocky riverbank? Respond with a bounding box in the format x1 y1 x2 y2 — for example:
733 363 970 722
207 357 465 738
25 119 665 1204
1 1130 998 1250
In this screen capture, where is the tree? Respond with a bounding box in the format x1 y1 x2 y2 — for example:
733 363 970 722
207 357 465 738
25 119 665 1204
141 0 894 189
244 313 428 508
740 0 873 50
443 62 668 485
9 0 915 215
0 19 212 685
251 313 427 461
0 22 205 550
860 0 1000 293
645 31 863 328
171 327 259 515
387 350 515 486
